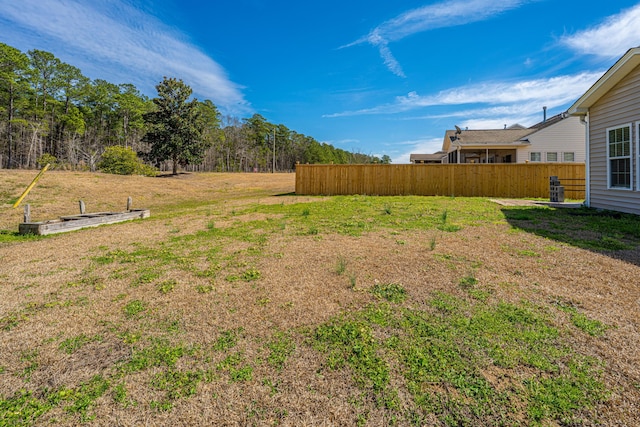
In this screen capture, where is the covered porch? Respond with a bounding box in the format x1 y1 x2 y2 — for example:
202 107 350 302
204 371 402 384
447 148 518 164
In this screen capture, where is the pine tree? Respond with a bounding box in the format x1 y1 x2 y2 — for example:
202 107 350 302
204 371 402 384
143 77 206 174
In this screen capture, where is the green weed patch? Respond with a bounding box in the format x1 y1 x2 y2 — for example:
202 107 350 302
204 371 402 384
503 206 640 251
254 196 490 236
2 191 628 426
312 292 609 425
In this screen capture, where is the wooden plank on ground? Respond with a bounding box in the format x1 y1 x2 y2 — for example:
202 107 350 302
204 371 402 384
19 209 150 235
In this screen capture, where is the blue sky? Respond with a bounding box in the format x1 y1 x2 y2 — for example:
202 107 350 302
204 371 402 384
2 1 640 163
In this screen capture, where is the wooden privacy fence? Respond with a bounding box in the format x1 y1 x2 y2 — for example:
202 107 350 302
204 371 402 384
295 163 586 199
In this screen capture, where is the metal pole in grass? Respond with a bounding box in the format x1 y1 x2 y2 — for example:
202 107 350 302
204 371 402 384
12 163 50 208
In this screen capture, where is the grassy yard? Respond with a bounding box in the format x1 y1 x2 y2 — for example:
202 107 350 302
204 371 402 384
1 170 639 426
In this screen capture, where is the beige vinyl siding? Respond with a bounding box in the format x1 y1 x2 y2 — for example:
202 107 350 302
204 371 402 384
637 122 640 192
521 116 585 163
589 63 640 214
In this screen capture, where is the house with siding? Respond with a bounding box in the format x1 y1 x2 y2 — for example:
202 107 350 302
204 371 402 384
568 47 640 215
410 113 585 164
409 152 447 163
440 127 534 164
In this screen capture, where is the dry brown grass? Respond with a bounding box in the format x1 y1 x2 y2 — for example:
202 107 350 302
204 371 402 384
0 170 639 426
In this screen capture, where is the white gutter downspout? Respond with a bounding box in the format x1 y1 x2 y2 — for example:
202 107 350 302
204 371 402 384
583 112 590 207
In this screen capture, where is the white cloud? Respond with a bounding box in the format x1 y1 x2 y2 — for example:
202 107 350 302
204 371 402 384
325 71 601 119
561 4 640 58
397 72 601 107
458 118 531 130
378 42 406 78
415 104 543 129
423 104 540 120
0 0 250 114
344 0 533 76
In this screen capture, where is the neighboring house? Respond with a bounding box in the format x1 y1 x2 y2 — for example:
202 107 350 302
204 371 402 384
441 127 535 164
410 113 585 164
410 152 446 164
568 47 640 215
441 114 585 164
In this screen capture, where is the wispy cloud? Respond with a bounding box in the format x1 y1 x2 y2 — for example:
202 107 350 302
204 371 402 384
0 0 250 114
561 4 640 58
405 103 548 129
324 71 601 118
344 0 533 76
420 104 542 120
396 101 567 135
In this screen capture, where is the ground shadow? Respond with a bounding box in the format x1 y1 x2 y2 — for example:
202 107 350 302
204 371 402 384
155 172 193 178
502 206 640 267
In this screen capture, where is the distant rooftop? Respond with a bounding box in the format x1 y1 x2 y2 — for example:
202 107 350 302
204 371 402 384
444 128 535 146
410 152 446 162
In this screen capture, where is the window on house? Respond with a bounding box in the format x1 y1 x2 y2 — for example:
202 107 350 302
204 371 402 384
546 152 558 162
530 152 541 162
563 152 575 162
607 124 632 189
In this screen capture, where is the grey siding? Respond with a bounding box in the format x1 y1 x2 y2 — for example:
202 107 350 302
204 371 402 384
589 64 640 214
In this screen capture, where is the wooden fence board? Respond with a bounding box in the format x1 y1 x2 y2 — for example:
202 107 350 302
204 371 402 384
295 164 585 199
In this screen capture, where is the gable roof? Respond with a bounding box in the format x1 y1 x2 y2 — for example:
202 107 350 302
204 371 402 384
568 47 640 115
529 112 567 130
442 128 535 152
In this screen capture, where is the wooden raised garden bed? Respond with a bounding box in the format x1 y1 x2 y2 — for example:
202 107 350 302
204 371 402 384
18 198 150 235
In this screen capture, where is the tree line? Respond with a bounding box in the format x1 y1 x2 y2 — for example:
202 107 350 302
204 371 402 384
0 42 390 173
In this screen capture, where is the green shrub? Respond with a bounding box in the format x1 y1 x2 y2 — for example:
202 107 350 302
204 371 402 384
37 153 57 169
98 146 157 176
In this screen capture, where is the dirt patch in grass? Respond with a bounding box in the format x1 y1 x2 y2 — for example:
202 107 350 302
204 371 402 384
0 171 639 425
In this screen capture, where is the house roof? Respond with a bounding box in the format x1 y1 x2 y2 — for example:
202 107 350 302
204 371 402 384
569 47 640 115
410 152 445 162
529 112 567 130
442 128 535 151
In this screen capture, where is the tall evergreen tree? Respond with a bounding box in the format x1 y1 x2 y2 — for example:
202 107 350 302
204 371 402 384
28 49 61 116
0 43 30 168
0 42 387 171
143 77 206 174
115 83 150 149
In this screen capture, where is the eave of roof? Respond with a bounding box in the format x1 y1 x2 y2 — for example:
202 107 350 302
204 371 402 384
529 112 567 130
568 47 640 116
454 141 530 147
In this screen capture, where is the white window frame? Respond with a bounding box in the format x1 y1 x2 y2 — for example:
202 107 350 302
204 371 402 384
529 152 541 162
562 152 575 162
606 123 633 190
546 152 558 162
